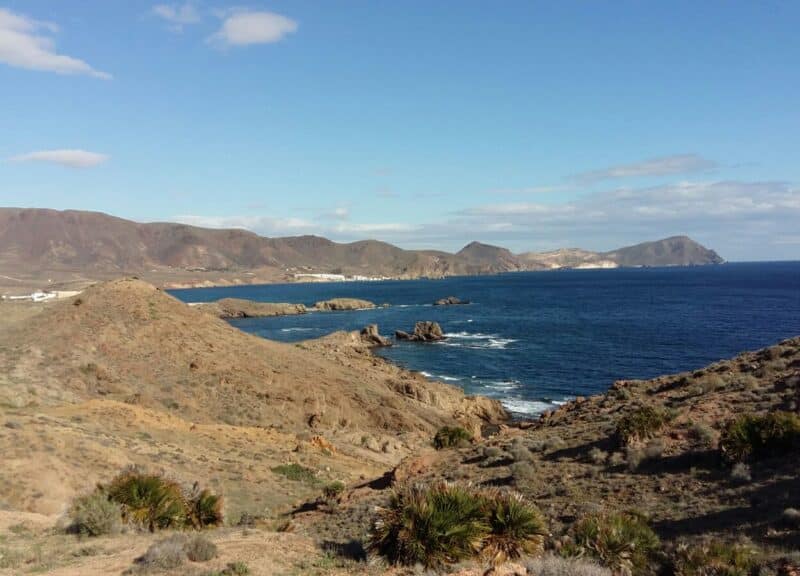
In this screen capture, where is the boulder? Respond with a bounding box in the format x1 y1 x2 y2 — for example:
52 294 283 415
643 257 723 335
360 324 391 347
433 296 469 306
395 321 446 342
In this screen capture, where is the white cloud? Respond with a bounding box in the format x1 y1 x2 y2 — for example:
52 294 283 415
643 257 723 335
574 154 717 183
173 179 800 260
8 149 109 168
0 8 111 79
174 214 314 235
209 10 297 47
152 2 201 32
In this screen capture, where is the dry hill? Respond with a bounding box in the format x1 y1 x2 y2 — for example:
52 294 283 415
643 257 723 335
0 208 723 291
0 278 504 518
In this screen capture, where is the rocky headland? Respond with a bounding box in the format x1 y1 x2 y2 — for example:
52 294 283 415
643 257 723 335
0 277 797 575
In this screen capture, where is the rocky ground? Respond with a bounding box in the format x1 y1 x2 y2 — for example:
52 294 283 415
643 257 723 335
0 279 797 574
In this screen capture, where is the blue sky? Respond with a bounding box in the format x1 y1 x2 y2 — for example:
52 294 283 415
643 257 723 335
1 1 798 260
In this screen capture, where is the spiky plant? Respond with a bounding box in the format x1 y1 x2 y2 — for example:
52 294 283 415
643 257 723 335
614 406 669 446
106 471 189 532
368 482 488 568
672 539 759 576
189 488 224 529
433 426 473 450
480 489 547 565
568 511 660 575
719 411 800 463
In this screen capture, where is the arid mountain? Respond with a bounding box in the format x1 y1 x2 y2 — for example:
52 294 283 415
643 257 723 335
604 235 725 267
0 208 723 289
519 235 724 269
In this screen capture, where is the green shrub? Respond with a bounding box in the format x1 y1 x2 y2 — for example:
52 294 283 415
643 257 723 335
433 426 472 449
106 472 189 532
481 489 547 565
188 489 224 529
671 540 758 576
185 534 218 562
368 482 546 569
68 492 122 536
719 411 800 463
615 406 669 446
271 463 318 483
369 482 487 568
322 481 345 500
564 511 660 574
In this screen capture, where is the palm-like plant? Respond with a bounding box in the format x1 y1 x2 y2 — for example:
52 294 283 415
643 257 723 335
369 482 488 568
106 472 189 532
189 488 224 528
481 489 547 565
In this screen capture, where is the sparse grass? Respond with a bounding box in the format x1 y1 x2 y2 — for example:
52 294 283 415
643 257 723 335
719 411 800 462
615 405 669 446
368 482 546 569
68 492 122 536
137 533 187 570
729 462 752 484
271 463 318 484
185 534 218 562
207 561 250 575
588 447 608 465
670 539 759 576
433 426 472 449
563 511 660 574
690 422 716 447
524 554 612 576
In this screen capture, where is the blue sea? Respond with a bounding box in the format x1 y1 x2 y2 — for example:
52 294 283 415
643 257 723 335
171 262 800 416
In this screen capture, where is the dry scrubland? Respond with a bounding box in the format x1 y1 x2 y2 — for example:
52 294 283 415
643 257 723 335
0 278 798 575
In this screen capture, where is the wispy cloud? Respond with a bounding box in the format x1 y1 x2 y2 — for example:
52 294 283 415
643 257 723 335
174 179 799 260
152 2 201 32
573 154 717 183
7 149 109 168
174 214 314 235
0 8 111 79
209 10 297 47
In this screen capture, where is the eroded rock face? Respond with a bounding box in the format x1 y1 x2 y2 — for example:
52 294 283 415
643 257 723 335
197 298 307 318
360 324 391 347
434 296 469 306
395 321 446 342
313 298 376 311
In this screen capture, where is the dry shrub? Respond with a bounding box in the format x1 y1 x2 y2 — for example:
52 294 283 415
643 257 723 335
525 554 611 576
68 492 122 537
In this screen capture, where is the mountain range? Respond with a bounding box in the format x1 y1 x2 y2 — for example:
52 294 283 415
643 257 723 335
0 208 724 286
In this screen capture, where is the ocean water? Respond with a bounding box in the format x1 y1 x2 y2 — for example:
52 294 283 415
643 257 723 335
171 262 800 416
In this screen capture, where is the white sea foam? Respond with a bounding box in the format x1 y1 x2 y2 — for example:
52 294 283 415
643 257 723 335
280 327 316 332
419 371 461 382
444 331 496 339
483 380 520 391
501 398 554 415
